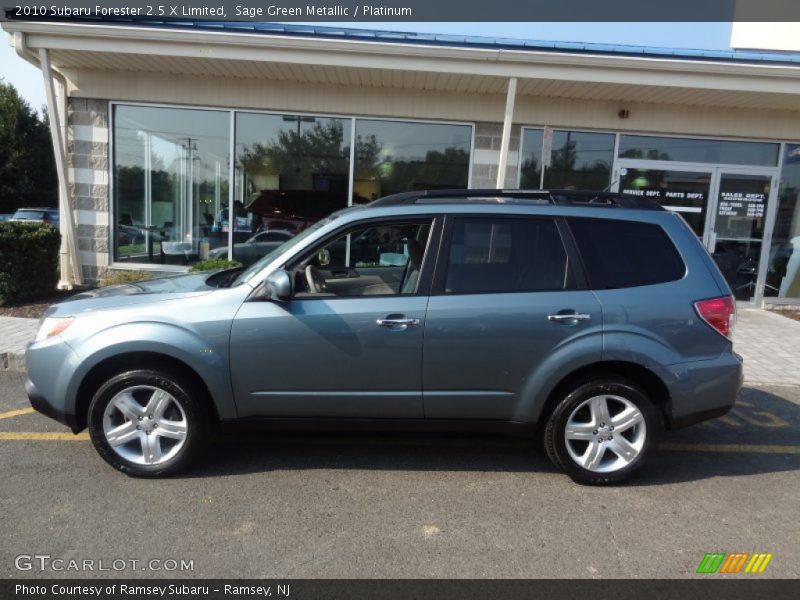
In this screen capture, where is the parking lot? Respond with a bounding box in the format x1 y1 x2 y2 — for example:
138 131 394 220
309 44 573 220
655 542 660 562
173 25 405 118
1 370 799 579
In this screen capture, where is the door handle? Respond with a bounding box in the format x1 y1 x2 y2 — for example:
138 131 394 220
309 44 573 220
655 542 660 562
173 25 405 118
377 318 420 327
547 313 591 322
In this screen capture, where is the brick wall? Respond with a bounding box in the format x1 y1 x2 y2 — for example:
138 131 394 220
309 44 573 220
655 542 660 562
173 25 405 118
470 122 521 189
66 98 110 284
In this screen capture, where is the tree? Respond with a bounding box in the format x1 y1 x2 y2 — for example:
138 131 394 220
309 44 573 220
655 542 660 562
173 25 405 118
0 79 57 214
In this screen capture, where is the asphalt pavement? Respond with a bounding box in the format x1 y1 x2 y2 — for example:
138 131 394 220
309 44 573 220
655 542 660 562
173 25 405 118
1 371 798 579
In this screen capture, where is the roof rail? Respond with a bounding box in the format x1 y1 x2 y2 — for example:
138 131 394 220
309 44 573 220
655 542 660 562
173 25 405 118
369 189 664 211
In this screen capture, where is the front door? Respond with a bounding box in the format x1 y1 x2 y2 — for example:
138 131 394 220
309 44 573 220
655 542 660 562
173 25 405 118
707 170 775 301
229 218 437 419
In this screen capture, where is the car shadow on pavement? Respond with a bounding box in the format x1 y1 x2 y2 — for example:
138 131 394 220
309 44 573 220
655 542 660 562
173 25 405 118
183 386 800 484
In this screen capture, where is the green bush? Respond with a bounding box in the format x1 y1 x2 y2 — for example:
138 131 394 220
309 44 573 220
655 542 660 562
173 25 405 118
0 222 61 303
98 270 152 288
189 258 242 272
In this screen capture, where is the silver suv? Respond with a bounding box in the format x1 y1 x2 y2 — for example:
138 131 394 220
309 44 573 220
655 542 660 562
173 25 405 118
26 189 742 484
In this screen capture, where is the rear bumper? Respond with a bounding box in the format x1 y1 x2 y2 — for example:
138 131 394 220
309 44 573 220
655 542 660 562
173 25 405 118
659 350 744 430
25 377 79 432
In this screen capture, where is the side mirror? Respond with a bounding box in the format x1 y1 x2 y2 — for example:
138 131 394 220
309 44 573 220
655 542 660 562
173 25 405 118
264 269 292 301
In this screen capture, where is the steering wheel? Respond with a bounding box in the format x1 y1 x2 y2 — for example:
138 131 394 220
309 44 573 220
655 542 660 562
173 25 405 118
305 265 329 294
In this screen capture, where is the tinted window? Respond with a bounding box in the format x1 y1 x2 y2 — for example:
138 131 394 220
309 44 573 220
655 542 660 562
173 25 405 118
569 218 685 289
445 218 569 294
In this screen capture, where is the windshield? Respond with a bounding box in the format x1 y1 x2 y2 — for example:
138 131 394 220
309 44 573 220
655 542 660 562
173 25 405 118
231 216 335 286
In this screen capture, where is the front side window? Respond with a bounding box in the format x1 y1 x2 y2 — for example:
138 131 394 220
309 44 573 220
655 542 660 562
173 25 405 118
568 218 685 289
444 218 569 294
289 220 434 297
113 105 230 265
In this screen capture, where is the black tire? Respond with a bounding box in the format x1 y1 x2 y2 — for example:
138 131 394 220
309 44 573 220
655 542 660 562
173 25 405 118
87 368 210 477
543 377 659 485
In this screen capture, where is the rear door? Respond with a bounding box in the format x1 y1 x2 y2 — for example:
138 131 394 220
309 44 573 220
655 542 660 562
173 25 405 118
422 215 603 420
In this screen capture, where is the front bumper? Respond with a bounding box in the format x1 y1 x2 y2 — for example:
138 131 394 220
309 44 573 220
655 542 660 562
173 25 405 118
25 377 80 432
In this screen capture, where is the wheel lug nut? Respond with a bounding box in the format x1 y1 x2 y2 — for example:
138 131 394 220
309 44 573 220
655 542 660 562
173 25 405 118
138 416 143 421
609 426 614 431
153 424 158 428
608 435 613 440
136 426 141 430
148 415 153 419
600 422 605 427
593 430 598 435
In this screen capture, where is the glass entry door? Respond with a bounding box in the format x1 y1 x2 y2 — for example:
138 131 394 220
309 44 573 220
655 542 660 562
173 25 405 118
617 164 712 237
707 171 774 301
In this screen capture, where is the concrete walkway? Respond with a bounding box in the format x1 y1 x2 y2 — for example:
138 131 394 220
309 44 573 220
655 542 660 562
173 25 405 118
0 309 798 384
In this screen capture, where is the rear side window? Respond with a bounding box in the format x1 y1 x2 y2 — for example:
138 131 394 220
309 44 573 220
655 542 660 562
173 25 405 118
444 217 569 294
568 218 685 289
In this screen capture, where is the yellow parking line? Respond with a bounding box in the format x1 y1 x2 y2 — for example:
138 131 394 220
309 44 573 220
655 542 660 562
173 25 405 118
0 432 89 441
0 407 35 420
662 442 800 455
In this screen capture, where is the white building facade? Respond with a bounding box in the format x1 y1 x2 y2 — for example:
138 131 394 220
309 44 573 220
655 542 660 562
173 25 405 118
4 19 800 305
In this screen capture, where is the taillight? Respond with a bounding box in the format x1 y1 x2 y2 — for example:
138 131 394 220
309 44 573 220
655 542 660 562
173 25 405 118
694 296 736 339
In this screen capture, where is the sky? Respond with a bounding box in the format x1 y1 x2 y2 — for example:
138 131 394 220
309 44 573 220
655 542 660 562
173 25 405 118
0 22 733 112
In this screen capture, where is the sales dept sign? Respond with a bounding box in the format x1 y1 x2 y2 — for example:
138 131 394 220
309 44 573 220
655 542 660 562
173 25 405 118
718 192 766 218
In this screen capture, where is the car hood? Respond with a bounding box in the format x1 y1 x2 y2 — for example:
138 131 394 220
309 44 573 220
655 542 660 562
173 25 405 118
47 272 216 316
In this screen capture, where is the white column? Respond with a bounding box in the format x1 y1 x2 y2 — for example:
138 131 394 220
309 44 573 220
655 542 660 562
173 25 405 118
495 77 518 189
39 48 82 287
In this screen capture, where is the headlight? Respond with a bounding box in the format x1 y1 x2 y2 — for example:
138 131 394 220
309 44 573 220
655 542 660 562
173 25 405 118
34 317 75 342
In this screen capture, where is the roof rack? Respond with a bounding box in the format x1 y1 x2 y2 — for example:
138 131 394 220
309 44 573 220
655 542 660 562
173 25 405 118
369 189 664 211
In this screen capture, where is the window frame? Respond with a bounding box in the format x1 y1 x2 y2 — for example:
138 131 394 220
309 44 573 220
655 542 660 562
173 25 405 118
430 214 584 296
280 214 444 299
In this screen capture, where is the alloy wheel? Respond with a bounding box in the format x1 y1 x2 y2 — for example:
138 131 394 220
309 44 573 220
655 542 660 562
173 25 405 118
102 385 188 466
563 394 647 473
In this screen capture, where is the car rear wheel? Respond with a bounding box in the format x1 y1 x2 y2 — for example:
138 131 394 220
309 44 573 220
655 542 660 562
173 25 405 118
543 377 659 485
87 369 209 477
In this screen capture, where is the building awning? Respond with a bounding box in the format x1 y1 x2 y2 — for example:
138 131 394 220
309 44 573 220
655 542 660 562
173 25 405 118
4 19 800 111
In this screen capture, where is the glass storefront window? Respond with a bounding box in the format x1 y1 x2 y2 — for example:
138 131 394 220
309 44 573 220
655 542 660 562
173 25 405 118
766 144 800 300
353 120 471 203
618 135 779 167
619 168 711 236
234 113 351 265
519 129 615 191
113 105 230 265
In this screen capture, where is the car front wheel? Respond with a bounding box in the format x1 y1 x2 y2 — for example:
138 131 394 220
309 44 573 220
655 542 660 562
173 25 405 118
87 369 209 477
544 377 659 485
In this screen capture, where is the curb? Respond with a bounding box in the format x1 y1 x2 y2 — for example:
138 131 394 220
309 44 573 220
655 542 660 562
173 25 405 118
0 352 26 372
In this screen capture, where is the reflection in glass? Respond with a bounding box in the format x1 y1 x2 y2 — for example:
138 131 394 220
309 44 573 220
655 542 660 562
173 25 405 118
712 174 771 301
113 105 230 265
234 113 351 265
353 120 471 203
766 144 800 300
618 135 779 167
519 129 614 191
619 168 711 236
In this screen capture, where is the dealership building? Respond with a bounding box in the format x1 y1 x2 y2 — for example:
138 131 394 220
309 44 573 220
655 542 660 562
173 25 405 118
3 18 800 305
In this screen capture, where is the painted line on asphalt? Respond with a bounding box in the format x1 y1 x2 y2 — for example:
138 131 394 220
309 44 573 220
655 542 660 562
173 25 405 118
0 407 35 420
662 442 800 455
0 433 798 455
0 432 89 441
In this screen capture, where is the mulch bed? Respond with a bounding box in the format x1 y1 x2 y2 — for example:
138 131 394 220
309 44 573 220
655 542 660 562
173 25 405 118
0 289 85 319
768 309 800 323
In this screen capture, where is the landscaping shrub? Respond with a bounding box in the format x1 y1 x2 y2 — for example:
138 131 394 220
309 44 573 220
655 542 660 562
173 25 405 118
0 221 60 303
189 258 242 272
98 270 152 287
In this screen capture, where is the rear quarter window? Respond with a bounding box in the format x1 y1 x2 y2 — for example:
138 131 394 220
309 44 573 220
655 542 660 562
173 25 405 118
568 217 685 289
